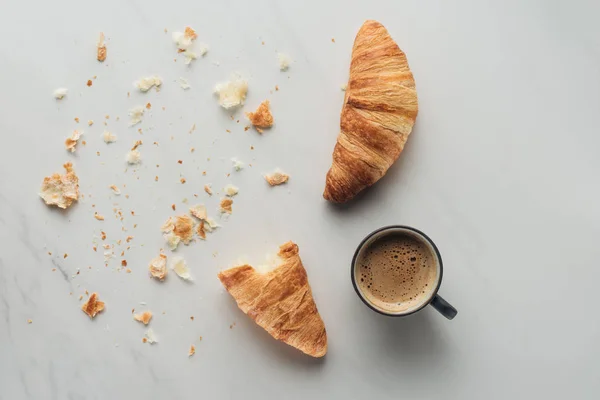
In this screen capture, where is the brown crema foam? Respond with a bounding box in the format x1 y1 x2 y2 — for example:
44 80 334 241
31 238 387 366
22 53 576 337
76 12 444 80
356 232 438 313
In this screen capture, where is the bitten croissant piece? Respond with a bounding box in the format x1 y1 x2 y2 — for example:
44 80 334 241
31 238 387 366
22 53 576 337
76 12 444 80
217 242 327 357
324 20 418 203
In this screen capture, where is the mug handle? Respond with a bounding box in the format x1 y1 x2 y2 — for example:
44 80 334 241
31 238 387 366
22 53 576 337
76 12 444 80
430 294 458 320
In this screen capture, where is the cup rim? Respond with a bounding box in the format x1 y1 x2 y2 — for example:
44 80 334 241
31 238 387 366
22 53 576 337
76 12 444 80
351 225 444 317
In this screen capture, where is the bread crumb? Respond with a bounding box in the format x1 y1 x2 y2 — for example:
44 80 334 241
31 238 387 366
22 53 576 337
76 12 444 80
189 204 207 220
149 253 167 281
172 26 208 65
179 77 190 90
54 88 68 99
265 170 289 186
340 84 347 91
27 319 32 324
180 178 186 184
231 158 244 171
170 256 192 280
204 217 220 233
162 215 194 247
87 80 93 87
97 32 107 62
39 162 79 209
219 198 233 214
246 100 273 131
196 221 206 240
224 184 238 197
81 293 105 319
144 328 158 344
134 311 153 325
103 131 117 143
65 130 82 153
204 184 212 196
135 76 162 92
214 75 248 109
109 185 121 195
277 53 292 71
129 106 145 126
126 150 141 164
94 213 105 221
189 345 195 357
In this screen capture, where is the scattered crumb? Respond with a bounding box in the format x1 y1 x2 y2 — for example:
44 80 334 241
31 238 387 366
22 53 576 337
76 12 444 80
131 140 142 150
246 100 273 131
214 75 248 109
265 170 289 186
129 106 145 126
144 328 158 344
88 120 94 126
171 204 176 211
97 32 107 62
135 76 162 92
126 150 141 164
103 131 117 143
204 217 220 232
163 232 181 251
126 236 134 243
134 311 153 325
180 178 186 184
162 215 194 247
189 345 195 357
27 319 32 324
204 184 213 195
87 80 93 87
149 253 168 281
121 260 127 267
54 88 68 100
94 213 105 221
224 184 239 197
189 204 207 220
74 117 80 123
331 38 335 43
81 293 105 319
275 85 279 91
219 198 233 214
277 53 292 71
39 162 79 209
170 256 192 280
65 130 83 153
231 158 244 171
146 102 152 109
109 185 121 195
179 77 190 90
172 26 208 64
196 221 206 240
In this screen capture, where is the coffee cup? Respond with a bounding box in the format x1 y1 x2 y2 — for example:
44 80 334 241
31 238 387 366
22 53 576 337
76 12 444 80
351 226 457 319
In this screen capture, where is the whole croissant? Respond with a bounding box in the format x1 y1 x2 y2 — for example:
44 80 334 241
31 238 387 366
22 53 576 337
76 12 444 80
324 20 418 203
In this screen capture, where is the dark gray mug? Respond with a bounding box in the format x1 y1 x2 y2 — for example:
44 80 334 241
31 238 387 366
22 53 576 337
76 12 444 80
351 226 457 319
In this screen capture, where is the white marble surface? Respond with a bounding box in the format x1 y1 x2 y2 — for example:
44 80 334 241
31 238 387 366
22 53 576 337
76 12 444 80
1 0 599 399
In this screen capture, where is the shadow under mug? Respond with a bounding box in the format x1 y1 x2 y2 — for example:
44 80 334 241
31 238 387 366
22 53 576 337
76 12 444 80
351 226 457 320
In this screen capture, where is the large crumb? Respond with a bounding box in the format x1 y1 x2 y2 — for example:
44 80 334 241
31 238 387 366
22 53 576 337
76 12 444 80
65 130 83 153
246 100 273 131
129 106 145 126
265 170 289 186
204 184 213 195
54 88 68 100
135 76 162 92
39 162 79 209
149 253 168 281
134 311 153 325
97 32 107 62
189 345 196 357
81 293 105 319
189 204 207 220
126 150 141 164
103 131 117 143
172 26 208 64
277 53 292 71
162 215 194 247
224 184 239 197
219 198 233 214
170 256 192 280
214 76 248 109
144 328 158 344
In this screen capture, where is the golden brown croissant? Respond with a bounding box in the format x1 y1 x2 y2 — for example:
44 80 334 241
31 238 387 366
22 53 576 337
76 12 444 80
324 20 418 203
217 242 327 357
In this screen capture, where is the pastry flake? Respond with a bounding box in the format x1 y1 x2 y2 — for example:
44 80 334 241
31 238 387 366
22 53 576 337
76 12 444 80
54 88 68 99
265 170 289 186
189 204 207 220
39 162 79 209
219 198 233 214
277 53 291 71
224 184 238 197
246 100 273 130
323 20 418 203
217 242 327 357
134 311 153 325
214 76 248 109
144 328 158 344
103 131 117 143
81 292 105 319
65 130 82 153
129 106 145 126
149 253 168 281
170 256 192 280
134 76 162 92
162 215 194 246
